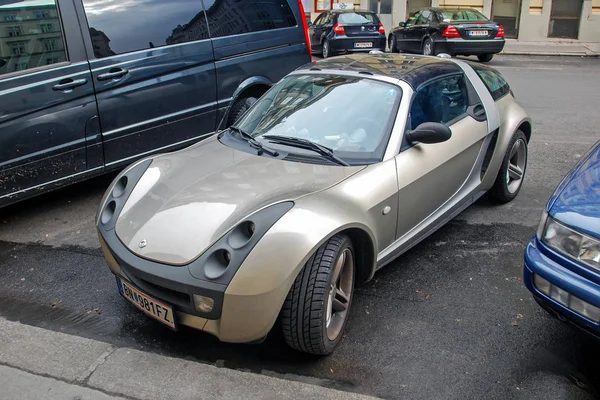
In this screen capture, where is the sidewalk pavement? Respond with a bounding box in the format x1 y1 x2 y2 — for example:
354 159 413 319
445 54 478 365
0 317 379 400
501 39 599 57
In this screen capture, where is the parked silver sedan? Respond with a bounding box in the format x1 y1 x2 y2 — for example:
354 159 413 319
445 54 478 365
97 53 531 355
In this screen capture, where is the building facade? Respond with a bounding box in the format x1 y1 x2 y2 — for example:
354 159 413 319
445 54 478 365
303 0 600 43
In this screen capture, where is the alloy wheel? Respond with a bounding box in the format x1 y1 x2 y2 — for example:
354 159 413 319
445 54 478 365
423 41 432 56
506 138 527 194
325 248 354 341
323 40 329 58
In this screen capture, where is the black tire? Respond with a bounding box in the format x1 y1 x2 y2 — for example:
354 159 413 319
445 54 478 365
488 130 528 203
226 97 256 127
322 39 330 59
389 35 399 53
281 234 355 355
477 53 494 62
422 38 434 56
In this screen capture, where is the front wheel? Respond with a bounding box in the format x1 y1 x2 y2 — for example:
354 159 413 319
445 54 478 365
477 53 494 62
488 130 528 203
280 234 355 355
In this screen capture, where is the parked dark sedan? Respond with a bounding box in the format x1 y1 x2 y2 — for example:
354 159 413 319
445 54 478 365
309 9 386 58
388 7 505 62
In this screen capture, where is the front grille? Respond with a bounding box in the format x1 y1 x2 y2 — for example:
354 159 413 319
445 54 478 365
283 154 339 166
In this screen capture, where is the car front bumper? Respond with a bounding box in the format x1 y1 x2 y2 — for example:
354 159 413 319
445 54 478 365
98 230 286 343
435 38 505 56
329 36 386 54
523 236 600 338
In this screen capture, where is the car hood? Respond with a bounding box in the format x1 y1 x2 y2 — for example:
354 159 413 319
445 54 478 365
547 140 600 240
115 136 364 265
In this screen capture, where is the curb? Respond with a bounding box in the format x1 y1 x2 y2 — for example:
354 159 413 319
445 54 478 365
0 317 380 400
500 50 598 57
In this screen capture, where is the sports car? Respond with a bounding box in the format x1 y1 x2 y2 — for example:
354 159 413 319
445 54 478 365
97 53 532 355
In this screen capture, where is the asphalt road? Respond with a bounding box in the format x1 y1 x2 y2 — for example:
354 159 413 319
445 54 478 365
1 55 599 400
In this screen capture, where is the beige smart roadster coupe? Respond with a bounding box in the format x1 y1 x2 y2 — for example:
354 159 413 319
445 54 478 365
97 53 531 355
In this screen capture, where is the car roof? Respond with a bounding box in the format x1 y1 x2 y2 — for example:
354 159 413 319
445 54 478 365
298 54 463 90
330 8 373 13
430 7 481 12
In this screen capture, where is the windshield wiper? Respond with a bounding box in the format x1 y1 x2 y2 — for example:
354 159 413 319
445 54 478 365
261 135 349 166
229 126 279 157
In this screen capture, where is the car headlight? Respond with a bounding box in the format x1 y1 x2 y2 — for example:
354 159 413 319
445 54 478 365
538 212 600 271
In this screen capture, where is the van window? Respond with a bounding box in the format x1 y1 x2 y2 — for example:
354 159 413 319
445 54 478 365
203 0 297 38
0 0 67 75
82 0 210 58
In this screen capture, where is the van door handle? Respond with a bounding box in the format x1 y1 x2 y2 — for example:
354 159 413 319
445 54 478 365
52 78 88 91
97 67 129 81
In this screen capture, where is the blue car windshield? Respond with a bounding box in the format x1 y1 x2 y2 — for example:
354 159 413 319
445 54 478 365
234 74 401 164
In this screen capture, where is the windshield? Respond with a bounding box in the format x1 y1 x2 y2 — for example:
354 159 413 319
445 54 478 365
234 74 401 164
440 9 489 22
338 12 379 24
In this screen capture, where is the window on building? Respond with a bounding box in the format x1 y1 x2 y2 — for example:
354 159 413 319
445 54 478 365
14 62 28 71
36 10 51 18
0 0 67 76
82 0 211 58
8 26 23 37
40 23 53 33
204 0 297 38
10 42 28 55
410 75 468 129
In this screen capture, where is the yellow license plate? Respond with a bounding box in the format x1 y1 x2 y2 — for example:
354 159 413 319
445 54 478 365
117 277 176 329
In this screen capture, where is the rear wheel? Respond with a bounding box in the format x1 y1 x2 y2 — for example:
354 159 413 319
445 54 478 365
477 53 494 62
488 130 528 203
422 38 434 56
322 39 330 58
389 35 399 53
226 97 257 127
280 234 355 355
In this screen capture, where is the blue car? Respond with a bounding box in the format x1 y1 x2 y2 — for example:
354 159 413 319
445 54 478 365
524 139 600 336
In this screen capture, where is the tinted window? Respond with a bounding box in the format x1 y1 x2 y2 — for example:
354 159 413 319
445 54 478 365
440 9 488 22
82 0 210 58
410 75 468 128
406 11 420 25
471 64 510 100
236 74 401 164
313 12 326 25
417 10 431 24
204 0 296 38
0 0 67 75
338 12 379 24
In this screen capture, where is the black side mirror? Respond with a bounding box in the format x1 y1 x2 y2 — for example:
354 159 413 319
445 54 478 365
0 58 6 68
398 22 406 27
308 21 313 27
407 122 451 144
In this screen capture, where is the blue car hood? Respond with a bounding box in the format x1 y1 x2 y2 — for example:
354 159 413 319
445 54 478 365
547 140 600 240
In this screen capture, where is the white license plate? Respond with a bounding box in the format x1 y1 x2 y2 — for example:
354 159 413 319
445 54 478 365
117 277 176 329
468 30 488 36
354 42 373 48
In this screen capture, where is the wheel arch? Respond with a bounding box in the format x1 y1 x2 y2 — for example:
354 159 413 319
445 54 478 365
344 227 377 284
518 120 532 143
218 76 272 129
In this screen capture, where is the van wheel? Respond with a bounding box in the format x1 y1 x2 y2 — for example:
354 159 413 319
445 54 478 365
227 97 257 127
477 54 494 62
281 234 355 355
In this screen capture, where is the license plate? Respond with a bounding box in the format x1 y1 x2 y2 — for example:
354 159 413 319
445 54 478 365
468 30 488 36
117 277 176 329
354 42 373 48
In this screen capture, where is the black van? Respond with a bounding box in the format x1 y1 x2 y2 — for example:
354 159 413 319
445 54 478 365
0 0 311 207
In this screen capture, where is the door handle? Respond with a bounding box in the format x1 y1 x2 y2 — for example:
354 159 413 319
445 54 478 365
467 104 487 121
97 67 129 81
52 78 88 91
473 104 485 116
